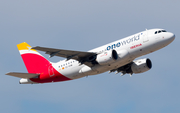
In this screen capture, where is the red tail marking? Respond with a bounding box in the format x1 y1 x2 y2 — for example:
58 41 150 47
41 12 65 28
21 53 71 83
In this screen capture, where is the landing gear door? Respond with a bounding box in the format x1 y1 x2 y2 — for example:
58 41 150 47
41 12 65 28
143 29 149 43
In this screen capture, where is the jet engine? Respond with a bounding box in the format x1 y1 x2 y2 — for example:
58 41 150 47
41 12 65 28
109 58 152 76
131 58 152 74
96 50 118 65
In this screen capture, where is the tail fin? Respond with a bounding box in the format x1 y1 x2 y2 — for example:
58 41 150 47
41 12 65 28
17 42 51 74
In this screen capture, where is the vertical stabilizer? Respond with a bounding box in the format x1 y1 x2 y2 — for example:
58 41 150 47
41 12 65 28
17 42 51 74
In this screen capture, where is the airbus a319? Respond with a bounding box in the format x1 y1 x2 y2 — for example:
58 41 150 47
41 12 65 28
6 29 175 84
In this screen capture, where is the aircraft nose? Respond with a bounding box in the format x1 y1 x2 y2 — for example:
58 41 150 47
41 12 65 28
166 32 175 43
171 33 175 40
169 32 175 41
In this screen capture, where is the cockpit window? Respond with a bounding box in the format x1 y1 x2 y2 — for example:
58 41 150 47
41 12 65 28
162 30 167 32
155 30 167 34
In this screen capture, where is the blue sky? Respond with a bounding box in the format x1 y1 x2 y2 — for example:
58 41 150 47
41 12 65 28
0 0 179 113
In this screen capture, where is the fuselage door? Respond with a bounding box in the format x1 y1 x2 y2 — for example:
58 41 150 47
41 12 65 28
143 29 149 43
48 65 55 77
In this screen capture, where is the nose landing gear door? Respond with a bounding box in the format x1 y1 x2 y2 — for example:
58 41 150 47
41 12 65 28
143 29 149 43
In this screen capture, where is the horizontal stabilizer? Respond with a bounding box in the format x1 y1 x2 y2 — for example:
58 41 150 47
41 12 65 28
6 72 39 78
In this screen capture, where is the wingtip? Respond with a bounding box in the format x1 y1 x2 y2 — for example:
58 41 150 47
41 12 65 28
5 72 12 75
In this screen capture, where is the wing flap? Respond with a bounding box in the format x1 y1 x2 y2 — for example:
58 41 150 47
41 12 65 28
6 72 39 78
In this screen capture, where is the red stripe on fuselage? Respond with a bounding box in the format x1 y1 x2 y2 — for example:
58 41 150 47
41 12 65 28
21 53 71 83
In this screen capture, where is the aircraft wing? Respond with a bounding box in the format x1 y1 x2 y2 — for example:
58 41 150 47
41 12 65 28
6 72 39 78
32 46 97 67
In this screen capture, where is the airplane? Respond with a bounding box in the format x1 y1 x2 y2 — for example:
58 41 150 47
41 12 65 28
6 28 175 84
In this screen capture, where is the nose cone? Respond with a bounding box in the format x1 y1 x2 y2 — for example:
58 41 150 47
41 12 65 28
171 34 175 41
167 32 175 42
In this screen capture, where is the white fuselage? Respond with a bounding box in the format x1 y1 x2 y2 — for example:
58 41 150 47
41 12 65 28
52 29 175 80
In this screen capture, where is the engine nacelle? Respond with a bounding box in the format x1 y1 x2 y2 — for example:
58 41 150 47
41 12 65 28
117 49 130 61
131 58 152 74
96 50 118 65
